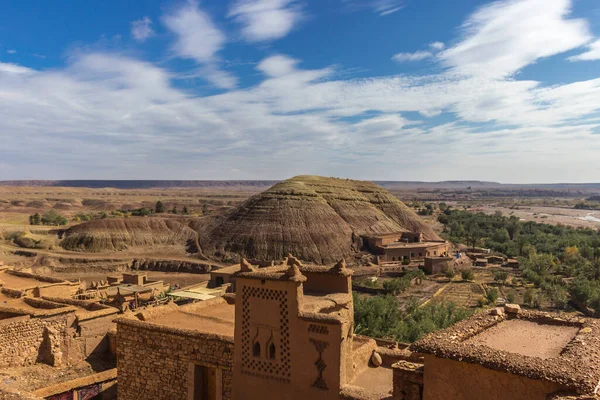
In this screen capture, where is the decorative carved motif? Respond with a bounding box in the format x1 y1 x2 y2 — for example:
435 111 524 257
241 286 290 383
310 338 329 390
308 324 329 335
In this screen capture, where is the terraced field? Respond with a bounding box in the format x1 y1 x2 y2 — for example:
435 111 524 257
436 282 485 308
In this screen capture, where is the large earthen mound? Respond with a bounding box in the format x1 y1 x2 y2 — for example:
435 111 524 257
199 175 440 264
60 218 199 253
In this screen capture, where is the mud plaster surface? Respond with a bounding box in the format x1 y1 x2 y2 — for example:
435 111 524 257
151 302 235 336
465 319 578 359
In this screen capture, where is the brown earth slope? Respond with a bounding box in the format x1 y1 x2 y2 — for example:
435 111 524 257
60 218 199 253
198 175 439 264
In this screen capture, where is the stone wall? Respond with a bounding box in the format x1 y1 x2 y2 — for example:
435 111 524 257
117 318 234 400
0 314 67 368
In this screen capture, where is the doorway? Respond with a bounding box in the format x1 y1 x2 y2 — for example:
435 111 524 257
192 365 218 400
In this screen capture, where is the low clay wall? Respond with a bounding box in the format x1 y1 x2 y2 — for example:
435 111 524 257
422 355 567 400
131 259 214 274
117 318 234 400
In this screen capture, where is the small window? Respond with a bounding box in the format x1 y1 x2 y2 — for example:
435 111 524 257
269 343 276 360
419 252 422 257
392 257 395 261
253 342 261 357
410 252 414 257
434 251 437 256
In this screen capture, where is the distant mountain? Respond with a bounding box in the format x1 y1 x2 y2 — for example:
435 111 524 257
1 179 600 191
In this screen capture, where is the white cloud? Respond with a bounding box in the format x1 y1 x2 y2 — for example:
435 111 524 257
0 62 33 74
131 17 155 42
7 49 16 54
162 1 235 89
429 42 445 51
568 39 600 61
163 2 224 63
1 0 600 182
391 51 433 62
256 54 298 77
372 0 403 15
441 0 592 78
228 0 302 42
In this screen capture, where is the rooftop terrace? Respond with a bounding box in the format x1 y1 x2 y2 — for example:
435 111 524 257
412 307 600 394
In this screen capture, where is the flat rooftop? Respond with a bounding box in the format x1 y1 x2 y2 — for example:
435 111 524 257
0 270 54 290
412 308 600 394
146 300 235 337
382 241 446 249
464 319 579 359
302 292 352 315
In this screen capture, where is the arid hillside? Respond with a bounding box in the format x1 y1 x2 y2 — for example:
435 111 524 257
198 175 440 264
61 218 199 254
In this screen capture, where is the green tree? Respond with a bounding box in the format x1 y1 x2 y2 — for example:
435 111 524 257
41 210 67 226
155 201 164 213
29 213 41 225
183 206 189 215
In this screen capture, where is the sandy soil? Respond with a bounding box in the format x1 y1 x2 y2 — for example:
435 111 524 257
474 205 600 228
465 319 579 359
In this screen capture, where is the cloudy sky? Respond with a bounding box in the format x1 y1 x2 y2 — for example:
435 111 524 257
1 0 599 182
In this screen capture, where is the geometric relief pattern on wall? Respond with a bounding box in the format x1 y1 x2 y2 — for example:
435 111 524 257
241 286 290 383
310 338 329 390
308 324 329 335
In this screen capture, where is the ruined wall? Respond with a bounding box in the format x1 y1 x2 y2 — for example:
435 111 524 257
117 319 234 400
422 356 567 400
0 315 68 368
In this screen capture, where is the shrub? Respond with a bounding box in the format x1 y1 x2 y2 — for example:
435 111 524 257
444 268 456 280
493 270 509 285
506 291 516 303
477 297 488 308
383 278 411 295
523 288 534 306
486 288 499 304
401 259 410 266
461 269 475 281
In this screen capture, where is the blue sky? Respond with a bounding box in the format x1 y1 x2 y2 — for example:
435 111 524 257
1 0 600 182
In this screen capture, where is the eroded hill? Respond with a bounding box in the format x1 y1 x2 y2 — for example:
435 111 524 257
61 218 199 254
198 175 440 264
57 176 439 264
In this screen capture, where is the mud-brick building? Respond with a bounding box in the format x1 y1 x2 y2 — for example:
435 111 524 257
117 256 411 400
402 305 600 400
364 232 449 263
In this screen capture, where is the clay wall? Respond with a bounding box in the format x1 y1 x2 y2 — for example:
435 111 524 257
32 283 77 298
117 319 234 400
232 277 351 400
423 257 453 275
302 272 350 294
422 355 567 400
382 243 448 262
